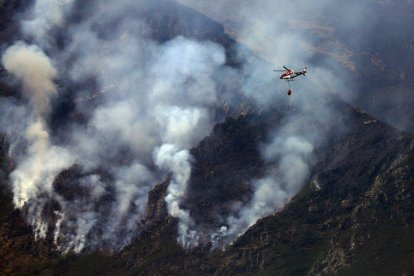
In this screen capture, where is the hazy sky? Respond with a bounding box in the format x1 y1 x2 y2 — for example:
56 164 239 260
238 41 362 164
178 0 414 131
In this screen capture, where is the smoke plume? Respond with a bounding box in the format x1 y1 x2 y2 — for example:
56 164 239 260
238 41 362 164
2 0 408 253
2 42 57 116
175 0 359 248
0 0 232 251
154 144 198 248
22 0 76 47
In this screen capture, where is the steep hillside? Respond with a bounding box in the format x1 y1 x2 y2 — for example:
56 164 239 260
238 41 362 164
1 97 413 275
1 1 414 275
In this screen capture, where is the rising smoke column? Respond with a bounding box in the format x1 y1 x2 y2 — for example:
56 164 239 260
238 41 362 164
1 0 77 213
65 20 227 248
0 0 80 241
1 0 359 252
173 0 355 248
2 42 57 116
0 0 232 252
154 144 199 248
211 120 315 248
1 41 76 239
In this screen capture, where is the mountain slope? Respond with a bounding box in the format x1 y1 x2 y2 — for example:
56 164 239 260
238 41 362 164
2 97 413 275
0 1 414 275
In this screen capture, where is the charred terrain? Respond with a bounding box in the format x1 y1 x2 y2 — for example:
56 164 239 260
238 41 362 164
1 0 414 275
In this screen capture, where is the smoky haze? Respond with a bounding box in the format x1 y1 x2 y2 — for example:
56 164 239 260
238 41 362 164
1 0 236 252
173 0 355 247
0 0 410 252
179 0 414 131
175 0 414 247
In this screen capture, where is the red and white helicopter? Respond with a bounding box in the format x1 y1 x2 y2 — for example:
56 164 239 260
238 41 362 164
274 66 308 96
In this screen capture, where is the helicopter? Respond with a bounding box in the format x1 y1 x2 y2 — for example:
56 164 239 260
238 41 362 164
273 66 307 95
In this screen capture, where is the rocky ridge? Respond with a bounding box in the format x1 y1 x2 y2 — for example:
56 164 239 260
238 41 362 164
0 0 414 275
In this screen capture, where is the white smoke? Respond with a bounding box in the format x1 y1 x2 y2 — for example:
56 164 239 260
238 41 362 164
0 0 231 252
22 0 76 47
211 132 314 248
0 0 367 253
1 40 74 239
11 120 74 208
58 10 229 248
1 0 74 221
154 144 198 248
174 0 355 248
1 0 78 209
